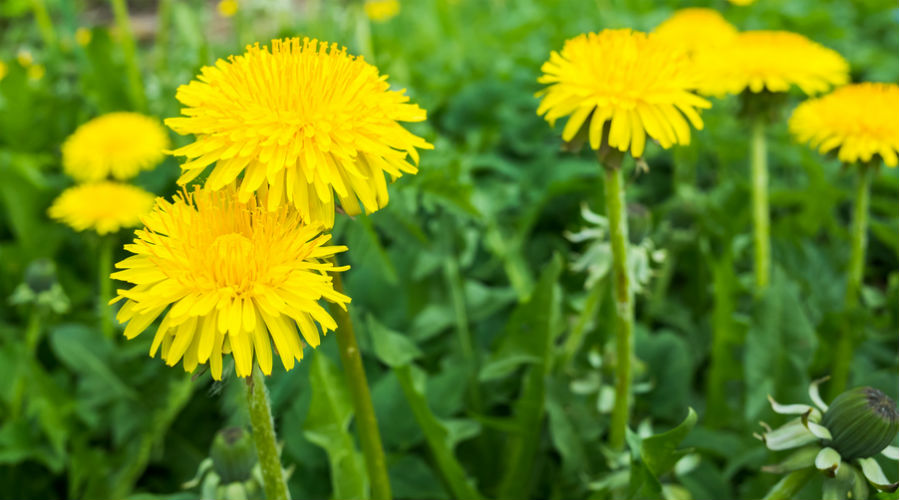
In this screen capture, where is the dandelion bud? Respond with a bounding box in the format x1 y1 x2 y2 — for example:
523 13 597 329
822 387 898 460
210 427 257 484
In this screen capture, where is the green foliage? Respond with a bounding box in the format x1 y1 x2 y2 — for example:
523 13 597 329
0 0 897 499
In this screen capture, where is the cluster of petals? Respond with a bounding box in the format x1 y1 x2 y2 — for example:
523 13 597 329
48 181 155 235
112 186 350 379
790 83 899 167
653 8 738 55
537 28 711 158
166 37 432 228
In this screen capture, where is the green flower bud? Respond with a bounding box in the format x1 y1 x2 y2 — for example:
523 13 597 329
210 427 257 484
822 387 898 460
24 259 58 293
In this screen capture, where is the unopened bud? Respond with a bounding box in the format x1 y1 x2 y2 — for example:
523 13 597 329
822 387 898 460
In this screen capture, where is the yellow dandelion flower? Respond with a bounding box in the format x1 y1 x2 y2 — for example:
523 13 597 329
63 112 170 182
728 0 756 5
17 49 33 67
111 186 351 379
27 64 45 81
166 37 432 228
537 29 711 158
48 182 155 234
0 61 7 81
790 83 899 167
653 8 738 55
75 27 92 47
696 31 849 97
217 0 238 18
365 0 400 22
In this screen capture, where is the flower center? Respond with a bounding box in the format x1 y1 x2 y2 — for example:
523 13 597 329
207 233 257 295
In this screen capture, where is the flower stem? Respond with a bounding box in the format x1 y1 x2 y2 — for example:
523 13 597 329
99 236 115 339
29 0 57 50
751 117 770 290
602 159 633 451
706 247 738 427
329 265 393 500
762 468 815 500
245 366 291 500
10 308 42 419
108 0 147 111
830 163 873 398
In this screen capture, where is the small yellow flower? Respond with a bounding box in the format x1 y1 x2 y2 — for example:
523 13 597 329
75 27 92 47
537 29 711 158
695 31 849 97
17 49 33 67
217 0 239 18
0 61 7 81
365 0 400 22
654 8 738 55
111 186 351 379
728 0 756 5
166 37 432 227
790 83 899 167
48 182 156 235
63 112 170 182
27 64 45 81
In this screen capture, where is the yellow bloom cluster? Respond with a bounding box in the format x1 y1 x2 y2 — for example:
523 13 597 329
695 31 848 97
537 29 711 158
48 182 156 235
790 83 899 167
365 0 400 22
166 37 432 228
62 112 170 182
112 186 350 379
654 8 737 55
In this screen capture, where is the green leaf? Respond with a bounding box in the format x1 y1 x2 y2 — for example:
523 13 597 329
303 354 368 500
744 270 818 421
496 255 564 499
368 315 422 368
49 324 137 400
640 408 698 478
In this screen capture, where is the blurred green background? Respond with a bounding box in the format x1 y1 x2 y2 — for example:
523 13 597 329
0 0 897 499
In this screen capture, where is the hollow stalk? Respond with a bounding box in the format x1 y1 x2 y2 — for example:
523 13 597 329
751 116 771 290
246 366 291 500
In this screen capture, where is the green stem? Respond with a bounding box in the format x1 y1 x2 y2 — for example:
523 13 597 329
751 117 771 290
108 0 147 111
706 247 737 427
246 366 291 500
329 266 393 500
354 3 375 61
762 468 815 500
559 278 605 370
29 0 57 49
603 161 633 451
830 164 873 398
395 365 482 500
11 308 42 419
99 236 114 339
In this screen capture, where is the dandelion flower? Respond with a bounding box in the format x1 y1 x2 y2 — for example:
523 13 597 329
696 31 848 97
790 83 899 167
62 112 170 182
654 8 737 55
728 0 756 5
17 49 33 67
537 29 711 158
217 0 238 18
0 61 7 81
75 27 92 47
166 37 432 227
27 64 45 81
111 186 351 379
49 182 155 234
365 0 400 22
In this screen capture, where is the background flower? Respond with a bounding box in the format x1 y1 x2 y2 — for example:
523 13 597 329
48 181 155 234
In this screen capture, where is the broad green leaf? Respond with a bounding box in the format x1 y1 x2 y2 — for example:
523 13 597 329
368 315 422 368
303 354 368 500
49 324 137 400
640 408 698 478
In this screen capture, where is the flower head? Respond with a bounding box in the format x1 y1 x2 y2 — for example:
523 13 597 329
789 83 899 167
49 182 155 234
728 0 756 5
365 0 400 22
217 0 238 18
166 37 432 228
695 31 849 97
62 112 170 182
0 61 7 81
756 379 898 497
653 8 738 55
111 185 350 380
75 27 92 47
537 29 711 158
